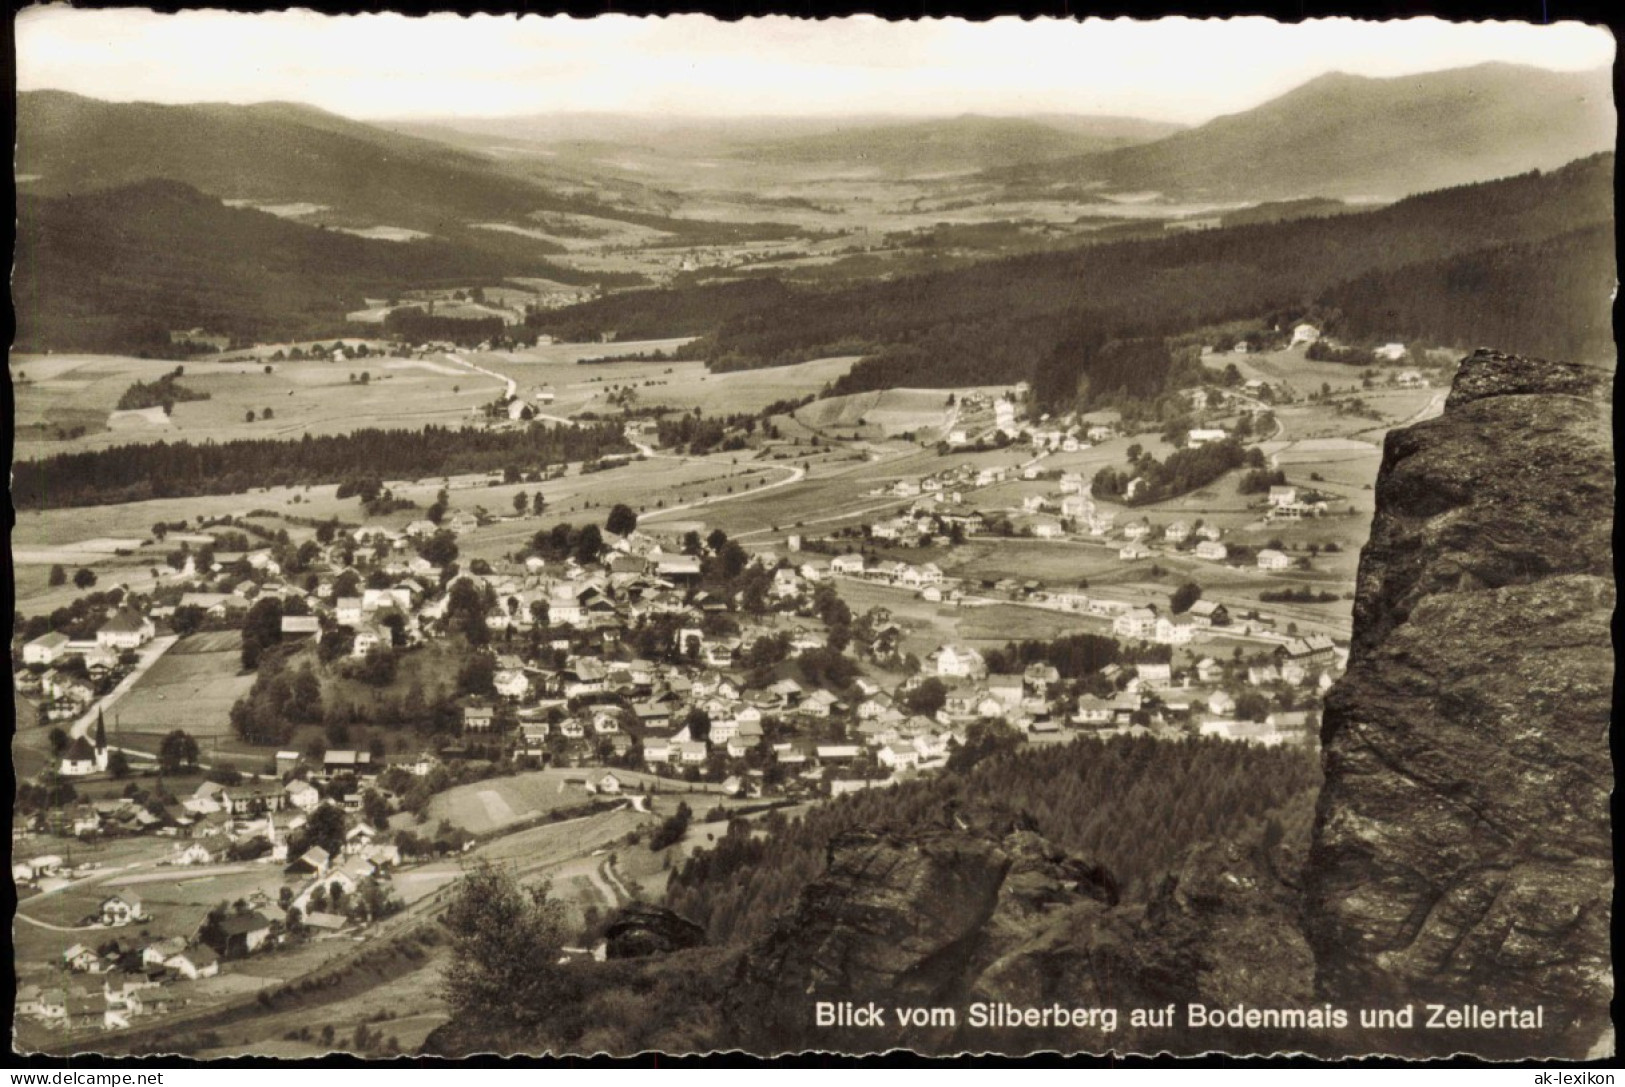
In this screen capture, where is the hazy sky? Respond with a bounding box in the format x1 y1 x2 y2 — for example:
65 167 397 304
15 8 1615 124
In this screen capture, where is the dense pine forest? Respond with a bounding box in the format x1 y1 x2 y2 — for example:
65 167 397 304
532 155 1613 410
1318 223 1616 362
11 422 631 509
664 734 1321 946
527 279 795 345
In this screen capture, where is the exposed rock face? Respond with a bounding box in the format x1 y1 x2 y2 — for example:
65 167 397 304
727 827 1015 1052
602 904 707 959
1306 349 1614 1059
726 811 1317 1055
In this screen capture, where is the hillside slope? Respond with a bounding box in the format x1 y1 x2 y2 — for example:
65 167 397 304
14 90 792 242
16 90 564 231
1005 63 1615 200
12 180 583 351
531 154 1616 401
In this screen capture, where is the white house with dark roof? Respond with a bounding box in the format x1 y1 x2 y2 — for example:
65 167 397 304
96 611 155 650
23 631 71 666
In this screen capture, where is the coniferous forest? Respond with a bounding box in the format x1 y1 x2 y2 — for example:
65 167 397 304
664 734 1321 946
11 422 631 509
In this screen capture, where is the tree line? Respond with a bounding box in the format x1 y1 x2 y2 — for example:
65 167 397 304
115 367 211 412
12 421 631 509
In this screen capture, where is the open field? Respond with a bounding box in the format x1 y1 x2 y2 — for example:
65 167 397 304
11 350 505 459
797 387 961 437
112 632 253 738
397 767 757 838
488 349 855 418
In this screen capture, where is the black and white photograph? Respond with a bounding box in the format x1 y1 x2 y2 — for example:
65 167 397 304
8 7 1615 1063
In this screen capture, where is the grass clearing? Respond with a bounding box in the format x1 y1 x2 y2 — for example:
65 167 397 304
113 632 253 738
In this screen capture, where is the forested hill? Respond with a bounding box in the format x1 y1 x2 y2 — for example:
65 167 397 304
16 90 812 247
665 734 1320 947
16 90 559 230
12 180 595 354
530 154 1614 409
998 63 1615 202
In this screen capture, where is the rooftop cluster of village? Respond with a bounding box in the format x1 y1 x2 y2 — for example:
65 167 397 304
14 331 1387 1042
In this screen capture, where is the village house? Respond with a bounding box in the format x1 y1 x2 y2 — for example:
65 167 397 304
284 779 321 812
100 890 146 927
351 627 385 657
1072 695 1116 728
1195 540 1229 562
462 702 496 732
280 615 322 640
1257 548 1292 571
1113 607 1157 640
829 554 865 576
166 946 221 980
96 610 156 651
323 749 373 777
1281 634 1339 669
23 631 72 666
986 673 1025 708
493 668 532 700
1134 662 1173 687
1154 614 1199 646
932 645 986 679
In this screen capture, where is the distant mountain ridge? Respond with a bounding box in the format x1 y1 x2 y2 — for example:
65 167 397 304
734 114 1185 175
1001 62 1615 200
16 90 555 230
13 90 787 240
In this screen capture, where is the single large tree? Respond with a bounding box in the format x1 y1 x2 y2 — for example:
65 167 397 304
605 503 638 537
240 597 284 670
158 729 200 773
574 524 605 566
441 861 571 1036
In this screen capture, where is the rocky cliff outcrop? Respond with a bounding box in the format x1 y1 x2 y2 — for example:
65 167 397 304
1305 349 1614 1059
724 804 1318 1056
602 904 708 959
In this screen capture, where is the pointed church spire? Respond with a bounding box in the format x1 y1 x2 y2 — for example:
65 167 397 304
95 709 107 751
